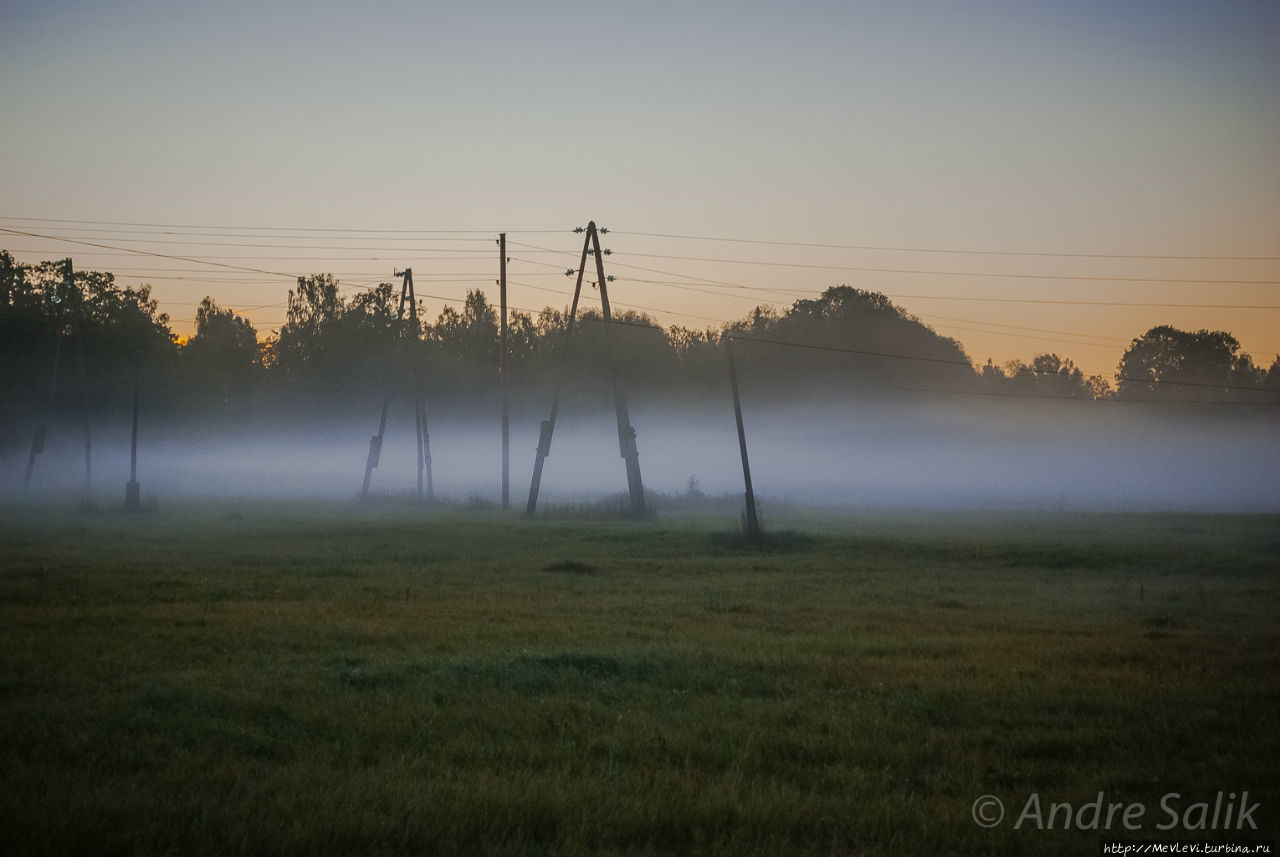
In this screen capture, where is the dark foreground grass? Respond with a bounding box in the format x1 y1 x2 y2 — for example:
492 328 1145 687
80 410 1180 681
0 502 1277 856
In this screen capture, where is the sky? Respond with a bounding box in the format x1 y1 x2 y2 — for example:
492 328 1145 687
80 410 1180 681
2 0 1278 379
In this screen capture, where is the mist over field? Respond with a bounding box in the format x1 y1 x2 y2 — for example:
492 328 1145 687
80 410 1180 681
5 394 1277 513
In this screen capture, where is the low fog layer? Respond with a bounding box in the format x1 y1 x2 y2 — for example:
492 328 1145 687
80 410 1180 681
3 394 1278 513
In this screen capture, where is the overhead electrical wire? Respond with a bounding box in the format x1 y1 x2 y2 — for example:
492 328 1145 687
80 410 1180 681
913 313 1130 345
4 249 538 262
922 322 1127 357
7 233 563 254
728 333 1275 394
609 250 1280 285
10 217 1273 262
609 229 1280 262
82 265 562 278
0 226 300 279
0 225 499 242
587 316 1278 398
0 215 564 234
573 316 1278 405
506 279 724 325
512 241 1280 309
14 233 1279 306
8 222 1279 371
875 294 1274 310
510 240 779 291
515 251 1280 366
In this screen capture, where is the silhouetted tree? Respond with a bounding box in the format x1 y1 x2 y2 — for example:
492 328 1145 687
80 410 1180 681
726 286 977 394
1116 326 1263 401
986 353 1109 399
666 325 722 394
180 298 262 406
1263 356 1280 391
431 289 499 371
7 251 1278 423
1 255 175 424
268 276 401 404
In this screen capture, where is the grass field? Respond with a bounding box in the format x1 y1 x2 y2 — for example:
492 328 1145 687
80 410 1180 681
1 501 1277 856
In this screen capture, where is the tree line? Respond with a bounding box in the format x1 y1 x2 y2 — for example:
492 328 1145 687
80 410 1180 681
3 251 1278 432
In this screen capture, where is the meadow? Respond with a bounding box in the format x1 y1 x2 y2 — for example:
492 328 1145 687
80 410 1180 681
1 500 1276 856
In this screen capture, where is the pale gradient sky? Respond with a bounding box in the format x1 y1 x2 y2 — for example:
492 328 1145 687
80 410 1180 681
2 0 1277 378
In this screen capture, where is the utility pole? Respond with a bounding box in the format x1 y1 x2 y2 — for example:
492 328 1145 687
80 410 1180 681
593 233 645 515
68 260 92 509
414 373 432 499
362 268 431 498
526 221 645 516
499 233 509 510
726 337 761 539
411 271 432 500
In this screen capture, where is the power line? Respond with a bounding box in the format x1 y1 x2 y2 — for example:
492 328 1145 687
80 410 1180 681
480 274 1257 358
788 374 1280 407
725 332 1276 394
10 231 1277 367
10 217 1274 261
1 225 499 242
602 269 1280 311
508 244 809 305
10 232 563 254
510 241 772 290
611 229 1280 262
398 269 1280 365
5 249 527 262
916 313 1131 345
584 316 1280 403
879 292 1280 310
0 227 300 279
0 215 565 234
506 280 724 324
927 323 1121 356
512 242 1280 307
610 250 1280 285
110 273 496 285
474 244 1280 308
76 265 561 278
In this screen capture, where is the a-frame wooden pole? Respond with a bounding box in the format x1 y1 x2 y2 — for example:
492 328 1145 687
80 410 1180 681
526 229 592 516
406 268 433 500
499 233 509 509
592 232 645 515
525 221 646 516
362 268 425 498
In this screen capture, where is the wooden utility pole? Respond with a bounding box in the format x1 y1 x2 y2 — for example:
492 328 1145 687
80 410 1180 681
414 373 432 499
526 221 645 516
593 235 646 515
68 260 93 508
726 337 761 539
499 233 509 509
362 268 431 498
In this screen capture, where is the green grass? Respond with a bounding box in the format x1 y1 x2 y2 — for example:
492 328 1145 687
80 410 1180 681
1 502 1277 855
